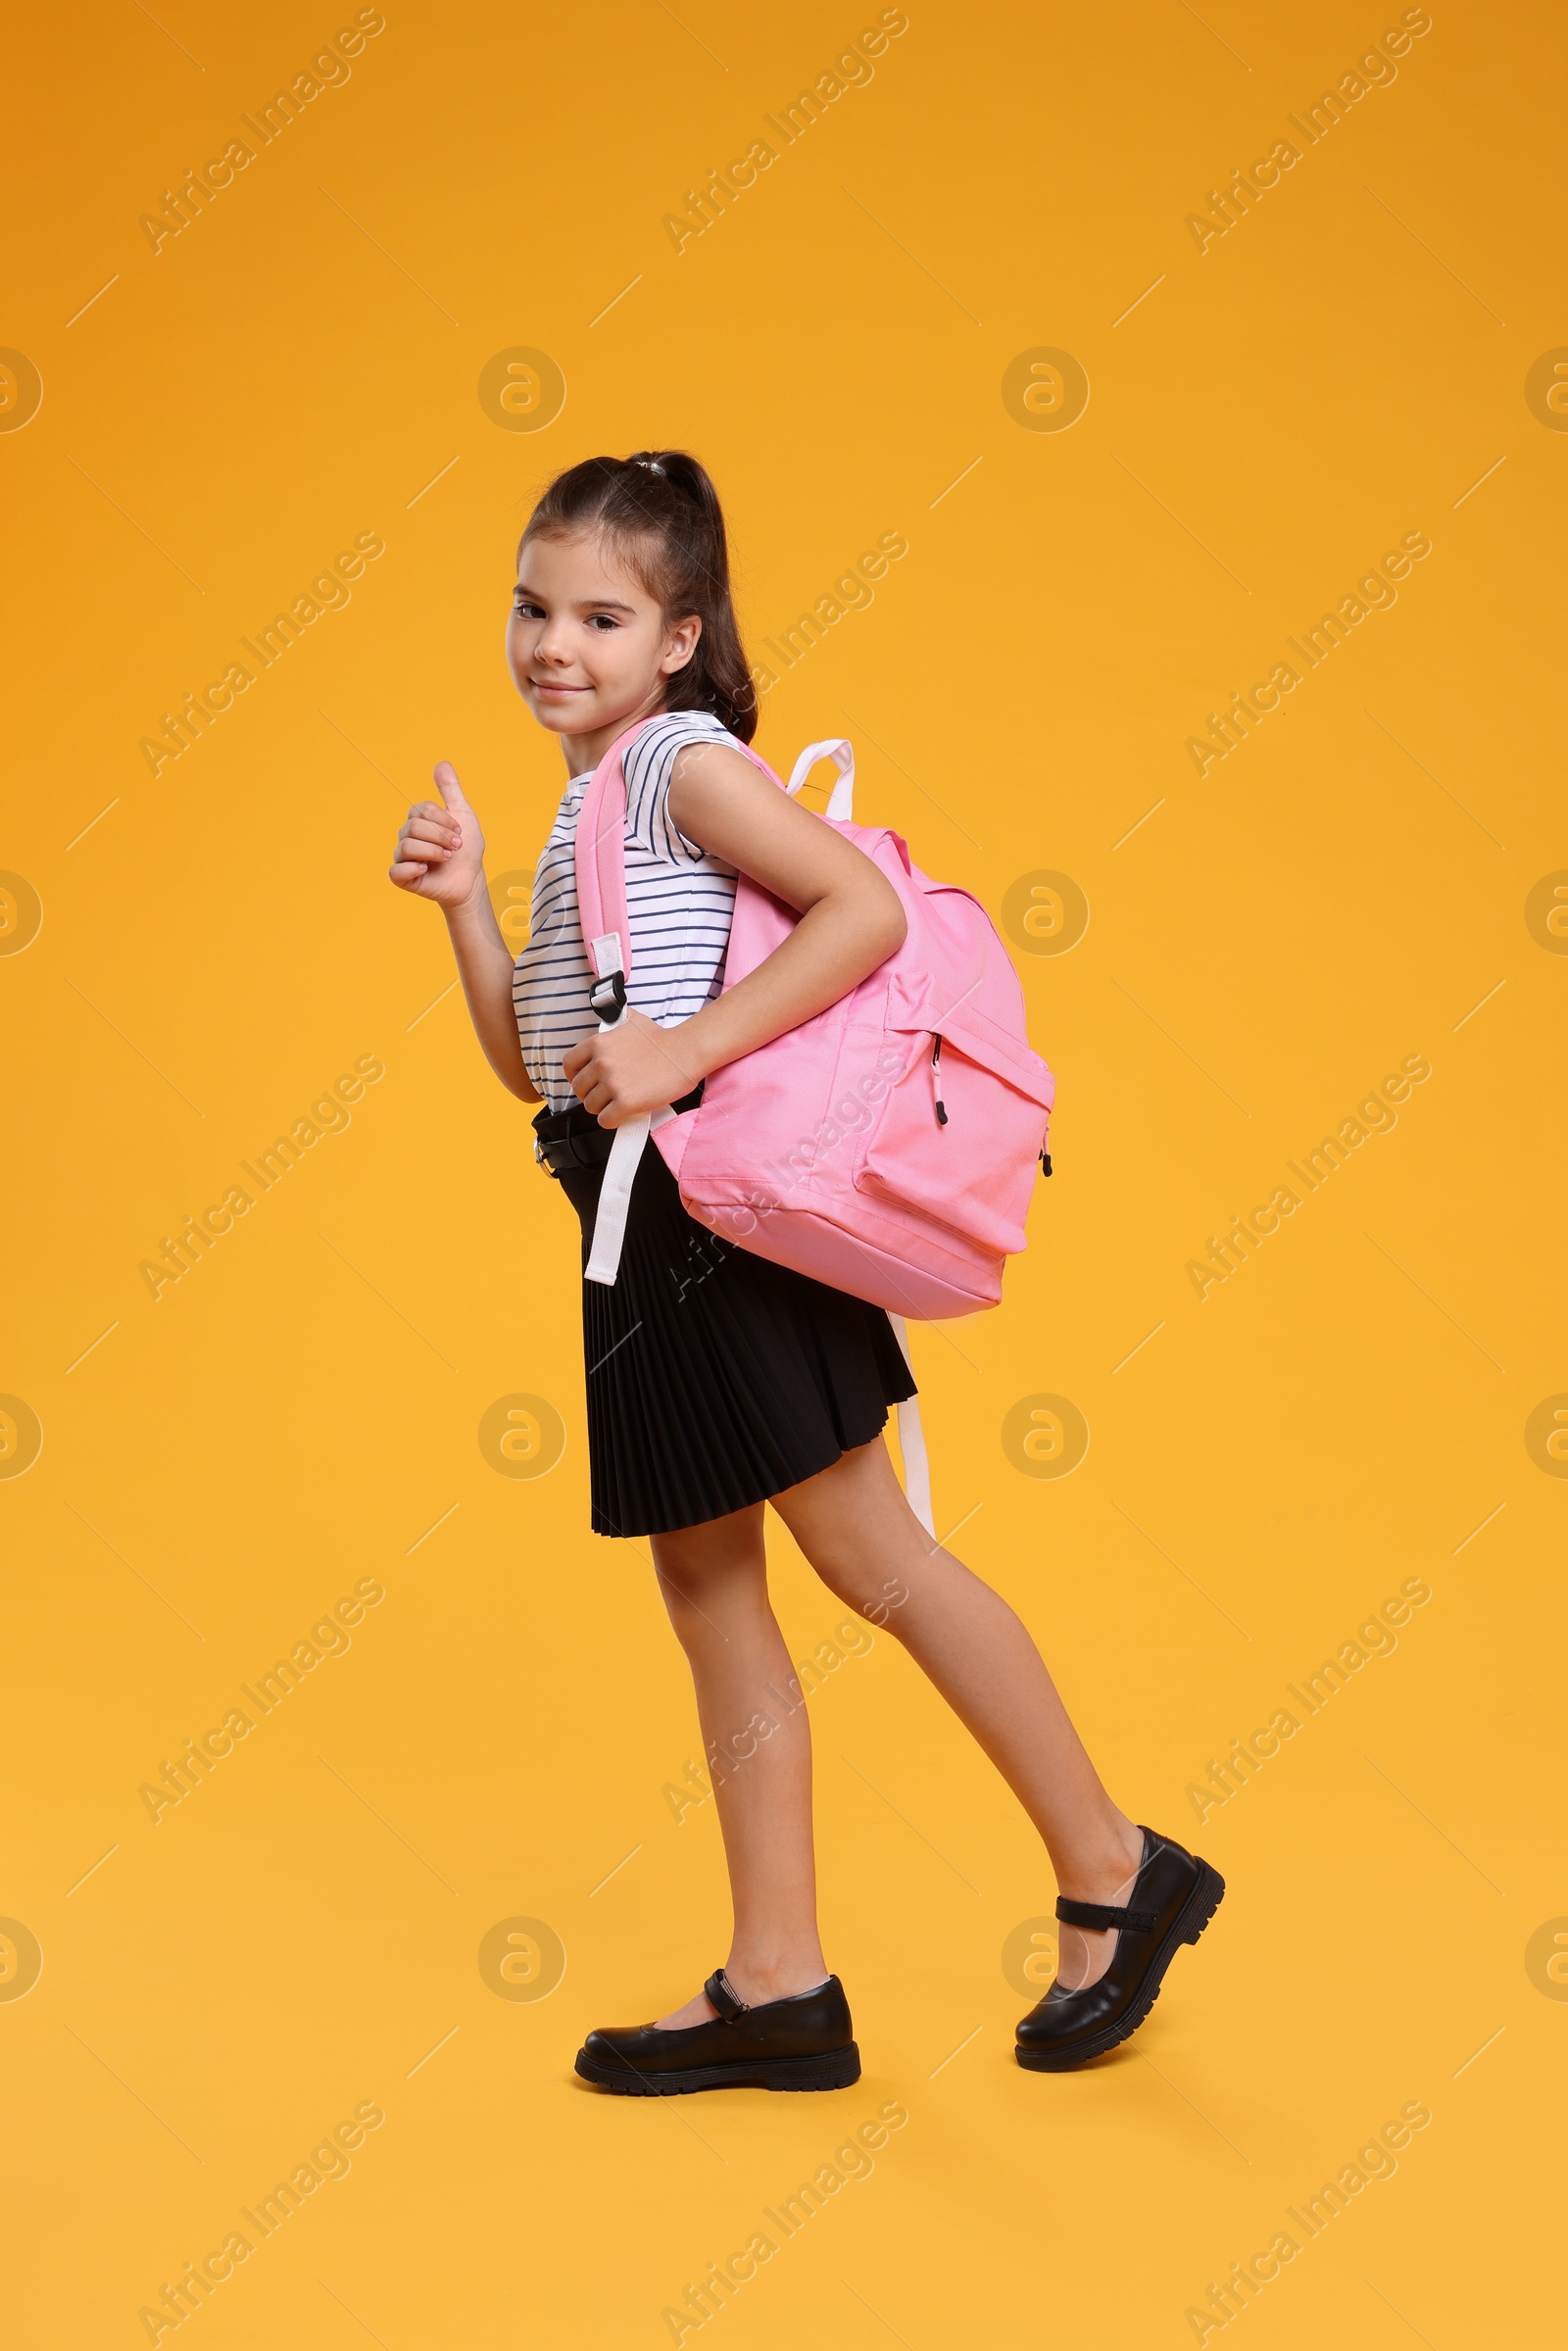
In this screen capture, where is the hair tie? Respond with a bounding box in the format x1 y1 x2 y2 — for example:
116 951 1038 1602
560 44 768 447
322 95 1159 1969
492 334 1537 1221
632 456 665 477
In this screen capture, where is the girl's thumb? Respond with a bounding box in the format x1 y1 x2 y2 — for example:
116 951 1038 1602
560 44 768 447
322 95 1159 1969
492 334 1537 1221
433 759 470 811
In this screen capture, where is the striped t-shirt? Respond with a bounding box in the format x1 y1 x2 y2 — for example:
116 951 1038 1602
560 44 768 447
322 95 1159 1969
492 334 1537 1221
512 712 744 1111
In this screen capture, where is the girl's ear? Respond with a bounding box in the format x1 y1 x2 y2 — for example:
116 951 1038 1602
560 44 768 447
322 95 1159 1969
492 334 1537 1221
661 612 703 676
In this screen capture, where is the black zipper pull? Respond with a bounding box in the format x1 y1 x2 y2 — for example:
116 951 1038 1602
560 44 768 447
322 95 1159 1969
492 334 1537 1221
932 1033 948 1126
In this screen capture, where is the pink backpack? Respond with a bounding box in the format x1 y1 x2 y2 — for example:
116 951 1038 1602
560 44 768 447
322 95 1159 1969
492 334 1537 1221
573 720 1055 1527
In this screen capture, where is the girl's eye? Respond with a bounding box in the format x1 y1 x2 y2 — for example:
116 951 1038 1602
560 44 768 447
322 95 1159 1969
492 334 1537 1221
587 612 620 631
513 594 543 618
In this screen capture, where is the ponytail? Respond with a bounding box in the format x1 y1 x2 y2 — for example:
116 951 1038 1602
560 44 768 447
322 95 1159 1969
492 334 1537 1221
518 450 757 741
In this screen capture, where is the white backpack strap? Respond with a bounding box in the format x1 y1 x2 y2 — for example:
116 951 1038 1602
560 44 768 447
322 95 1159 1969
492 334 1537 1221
584 1115 649 1287
582 930 677 1287
583 1096 678 1286
578 931 640 1287
887 1315 934 1536
786 739 856 821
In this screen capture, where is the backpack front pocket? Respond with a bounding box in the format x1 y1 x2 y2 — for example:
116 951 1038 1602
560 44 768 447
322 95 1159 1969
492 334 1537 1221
856 1028 1051 1257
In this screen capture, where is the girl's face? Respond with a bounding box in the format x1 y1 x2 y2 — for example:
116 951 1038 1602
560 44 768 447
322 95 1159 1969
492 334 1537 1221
507 528 701 758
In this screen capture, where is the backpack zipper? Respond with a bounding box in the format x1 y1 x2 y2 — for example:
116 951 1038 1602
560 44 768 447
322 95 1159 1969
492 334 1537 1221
931 1034 948 1126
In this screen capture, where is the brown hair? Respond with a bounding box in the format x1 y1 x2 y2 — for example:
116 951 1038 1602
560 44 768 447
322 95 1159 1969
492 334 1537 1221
517 450 757 742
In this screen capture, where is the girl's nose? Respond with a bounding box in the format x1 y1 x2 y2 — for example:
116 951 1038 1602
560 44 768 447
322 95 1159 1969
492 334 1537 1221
533 621 573 665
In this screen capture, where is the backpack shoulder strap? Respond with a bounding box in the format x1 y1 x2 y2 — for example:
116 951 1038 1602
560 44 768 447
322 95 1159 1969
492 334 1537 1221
575 717 709 1287
574 722 648 1002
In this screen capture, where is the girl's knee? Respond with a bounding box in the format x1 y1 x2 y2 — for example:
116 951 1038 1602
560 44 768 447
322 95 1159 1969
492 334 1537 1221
804 1551 912 1634
858 1570 912 1631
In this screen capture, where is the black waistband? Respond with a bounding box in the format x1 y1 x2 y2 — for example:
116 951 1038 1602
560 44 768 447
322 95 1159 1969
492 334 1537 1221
532 1084 704 1176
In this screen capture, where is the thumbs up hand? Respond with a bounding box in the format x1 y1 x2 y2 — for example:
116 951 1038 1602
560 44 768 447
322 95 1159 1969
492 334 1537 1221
389 761 488 908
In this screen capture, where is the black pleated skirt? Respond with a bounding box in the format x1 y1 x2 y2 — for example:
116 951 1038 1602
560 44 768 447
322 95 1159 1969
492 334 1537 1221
534 1102 915 1538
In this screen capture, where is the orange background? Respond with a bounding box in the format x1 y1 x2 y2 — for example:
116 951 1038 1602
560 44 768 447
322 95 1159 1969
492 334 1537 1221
4 1 1564 2343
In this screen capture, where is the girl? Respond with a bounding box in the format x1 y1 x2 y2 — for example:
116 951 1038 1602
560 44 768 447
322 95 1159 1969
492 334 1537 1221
389 451 1222 2092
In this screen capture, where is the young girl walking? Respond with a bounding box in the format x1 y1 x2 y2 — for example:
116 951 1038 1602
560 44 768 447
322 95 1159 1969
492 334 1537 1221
389 450 1223 2091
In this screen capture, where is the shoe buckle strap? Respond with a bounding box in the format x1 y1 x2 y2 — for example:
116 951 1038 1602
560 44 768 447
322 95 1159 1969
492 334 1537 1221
704 1968 750 2023
1054 1896 1159 1933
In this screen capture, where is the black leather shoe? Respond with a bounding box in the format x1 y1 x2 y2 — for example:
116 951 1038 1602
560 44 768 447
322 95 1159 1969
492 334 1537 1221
575 1969 861 2095
1015 1827 1224 2072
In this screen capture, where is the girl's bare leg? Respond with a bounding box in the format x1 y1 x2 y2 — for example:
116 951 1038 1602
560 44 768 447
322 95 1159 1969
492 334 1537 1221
649 1503 829 2028
769 1437 1145 1990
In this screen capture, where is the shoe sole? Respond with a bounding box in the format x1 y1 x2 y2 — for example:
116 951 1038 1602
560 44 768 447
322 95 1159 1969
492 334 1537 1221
1014 1859 1226 2074
574 2043 861 2096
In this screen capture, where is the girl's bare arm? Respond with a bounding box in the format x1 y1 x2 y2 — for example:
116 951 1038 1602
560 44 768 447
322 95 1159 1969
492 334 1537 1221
390 761 540 1103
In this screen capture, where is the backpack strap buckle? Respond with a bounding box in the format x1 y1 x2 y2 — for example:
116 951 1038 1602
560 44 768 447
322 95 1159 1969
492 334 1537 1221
589 968 627 1022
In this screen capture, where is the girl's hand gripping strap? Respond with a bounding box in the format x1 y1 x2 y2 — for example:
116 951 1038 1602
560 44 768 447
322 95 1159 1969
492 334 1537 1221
574 724 673 1288
574 732 857 1288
